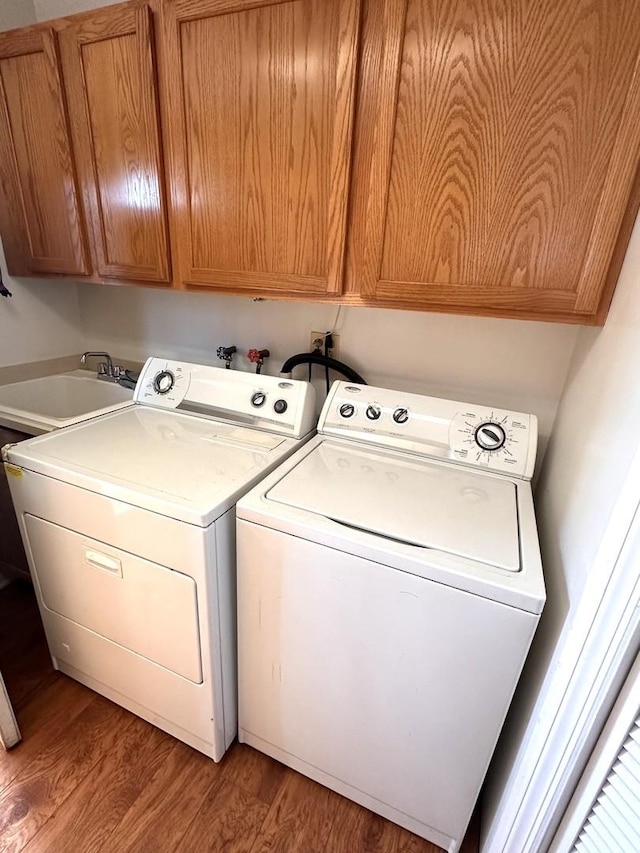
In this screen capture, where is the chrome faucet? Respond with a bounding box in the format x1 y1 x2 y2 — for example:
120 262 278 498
80 351 124 382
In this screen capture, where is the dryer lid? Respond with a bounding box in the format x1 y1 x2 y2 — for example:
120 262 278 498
266 440 521 571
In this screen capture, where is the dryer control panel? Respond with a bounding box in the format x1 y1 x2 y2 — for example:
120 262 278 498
320 382 538 480
134 358 316 438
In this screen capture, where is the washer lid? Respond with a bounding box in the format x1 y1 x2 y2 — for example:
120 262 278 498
7 406 296 526
266 440 520 571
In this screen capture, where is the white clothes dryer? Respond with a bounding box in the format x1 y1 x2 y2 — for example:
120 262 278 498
3 357 315 760
236 381 545 851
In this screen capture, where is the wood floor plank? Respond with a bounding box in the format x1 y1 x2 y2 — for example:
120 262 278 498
23 714 174 853
221 742 287 806
179 779 270 853
249 772 343 853
102 741 223 853
0 694 134 852
0 676 96 792
329 796 401 853
396 826 450 853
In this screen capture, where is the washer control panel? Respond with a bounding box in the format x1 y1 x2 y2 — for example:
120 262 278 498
134 358 316 438
135 359 191 408
320 382 538 479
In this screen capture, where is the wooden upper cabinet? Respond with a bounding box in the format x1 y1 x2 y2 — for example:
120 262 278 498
0 27 89 276
162 0 360 295
346 0 640 323
59 3 171 282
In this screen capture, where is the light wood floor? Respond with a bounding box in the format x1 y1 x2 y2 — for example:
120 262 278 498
0 581 480 853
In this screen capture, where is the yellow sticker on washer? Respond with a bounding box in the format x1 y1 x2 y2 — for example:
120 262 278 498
4 463 23 479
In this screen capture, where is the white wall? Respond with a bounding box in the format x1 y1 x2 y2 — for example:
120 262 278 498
33 0 120 17
76 282 579 458
0 242 84 369
481 210 640 851
0 0 35 29
0 1 85 369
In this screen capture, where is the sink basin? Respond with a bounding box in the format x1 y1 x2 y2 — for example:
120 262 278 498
0 370 134 434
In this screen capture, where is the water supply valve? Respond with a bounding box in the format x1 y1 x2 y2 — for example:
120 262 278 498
248 349 270 374
216 345 237 369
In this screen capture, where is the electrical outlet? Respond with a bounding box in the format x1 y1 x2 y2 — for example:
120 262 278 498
310 331 340 360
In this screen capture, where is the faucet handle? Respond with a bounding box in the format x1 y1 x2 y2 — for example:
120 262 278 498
217 345 237 369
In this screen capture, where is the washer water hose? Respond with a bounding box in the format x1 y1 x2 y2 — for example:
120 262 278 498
280 352 366 385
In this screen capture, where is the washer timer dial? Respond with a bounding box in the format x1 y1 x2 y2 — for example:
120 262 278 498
153 369 175 395
475 422 506 451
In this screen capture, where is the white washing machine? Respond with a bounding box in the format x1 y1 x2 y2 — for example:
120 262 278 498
236 381 545 852
3 357 315 760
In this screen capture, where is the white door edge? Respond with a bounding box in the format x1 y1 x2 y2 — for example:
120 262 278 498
0 670 20 750
548 647 640 851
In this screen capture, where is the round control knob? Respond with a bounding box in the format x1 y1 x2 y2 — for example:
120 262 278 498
475 422 506 451
366 404 381 421
392 407 409 425
153 369 175 395
339 403 356 419
273 399 288 414
251 391 266 408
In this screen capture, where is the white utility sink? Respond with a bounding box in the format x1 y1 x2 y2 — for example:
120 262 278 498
0 370 134 434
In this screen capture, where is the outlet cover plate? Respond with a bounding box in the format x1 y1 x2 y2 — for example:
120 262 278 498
310 331 340 360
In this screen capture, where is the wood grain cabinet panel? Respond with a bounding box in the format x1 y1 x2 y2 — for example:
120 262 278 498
59 3 171 282
0 27 89 276
346 0 640 324
162 0 360 295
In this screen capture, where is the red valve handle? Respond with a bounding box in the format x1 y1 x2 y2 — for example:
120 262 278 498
247 348 270 363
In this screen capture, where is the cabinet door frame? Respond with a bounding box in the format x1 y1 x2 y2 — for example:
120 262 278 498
59 2 171 283
0 26 90 276
161 0 360 296
345 0 640 324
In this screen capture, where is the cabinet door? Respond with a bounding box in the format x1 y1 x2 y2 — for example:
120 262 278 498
346 0 640 324
0 27 89 276
59 3 171 283
162 0 360 295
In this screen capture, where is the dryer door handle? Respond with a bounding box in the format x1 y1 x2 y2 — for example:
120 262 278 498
84 549 122 578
